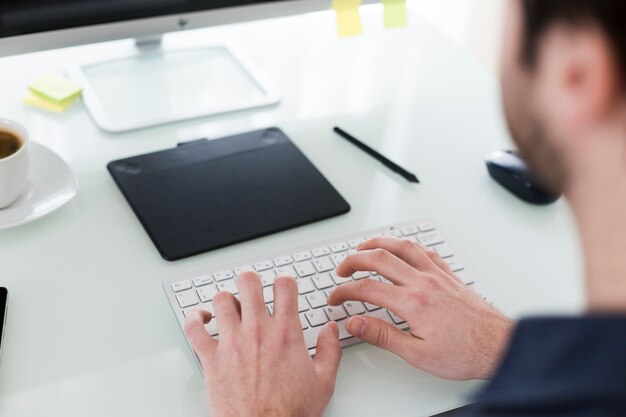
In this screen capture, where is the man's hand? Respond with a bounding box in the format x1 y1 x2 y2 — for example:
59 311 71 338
328 237 513 380
184 273 342 417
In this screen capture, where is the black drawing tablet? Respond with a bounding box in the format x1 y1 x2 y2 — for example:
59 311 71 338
107 128 350 261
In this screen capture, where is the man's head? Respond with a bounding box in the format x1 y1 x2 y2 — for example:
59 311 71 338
501 0 626 193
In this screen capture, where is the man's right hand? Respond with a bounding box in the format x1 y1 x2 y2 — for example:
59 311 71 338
328 237 513 381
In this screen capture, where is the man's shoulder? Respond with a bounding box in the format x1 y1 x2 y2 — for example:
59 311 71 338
467 316 626 417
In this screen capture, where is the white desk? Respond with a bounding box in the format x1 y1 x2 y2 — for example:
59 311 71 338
0 6 584 417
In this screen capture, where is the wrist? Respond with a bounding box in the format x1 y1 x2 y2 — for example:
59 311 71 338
475 312 515 380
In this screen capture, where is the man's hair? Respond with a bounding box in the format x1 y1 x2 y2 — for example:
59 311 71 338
521 0 626 73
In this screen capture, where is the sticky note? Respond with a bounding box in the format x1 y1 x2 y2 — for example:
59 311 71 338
28 75 82 106
23 91 76 113
332 0 363 37
383 0 408 28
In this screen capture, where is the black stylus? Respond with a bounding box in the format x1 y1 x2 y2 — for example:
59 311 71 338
333 126 420 184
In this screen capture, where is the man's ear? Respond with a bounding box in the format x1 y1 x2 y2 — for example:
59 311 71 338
534 23 621 139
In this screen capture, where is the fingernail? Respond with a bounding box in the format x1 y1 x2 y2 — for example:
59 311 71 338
347 316 365 337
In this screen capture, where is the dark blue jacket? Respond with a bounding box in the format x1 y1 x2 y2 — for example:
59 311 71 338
464 317 626 416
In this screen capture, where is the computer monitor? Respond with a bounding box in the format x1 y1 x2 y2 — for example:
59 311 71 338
0 0 349 132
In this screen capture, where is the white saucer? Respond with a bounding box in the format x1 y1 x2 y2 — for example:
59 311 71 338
0 142 78 230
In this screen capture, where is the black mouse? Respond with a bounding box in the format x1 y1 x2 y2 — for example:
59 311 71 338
485 150 561 205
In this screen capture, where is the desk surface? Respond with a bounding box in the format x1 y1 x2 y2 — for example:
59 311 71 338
0 6 583 417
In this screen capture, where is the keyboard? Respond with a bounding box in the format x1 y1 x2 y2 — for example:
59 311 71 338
163 218 484 355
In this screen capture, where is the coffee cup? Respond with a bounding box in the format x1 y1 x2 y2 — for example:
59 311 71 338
0 118 30 209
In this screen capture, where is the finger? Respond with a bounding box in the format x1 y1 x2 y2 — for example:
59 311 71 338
421 245 461 281
336 249 420 286
345 315 418 359
272 276 299 324
184 309 217 357
236 271 268 324
314 321 342 382
358 237 441 274
327 279 407 311
212 291 241 334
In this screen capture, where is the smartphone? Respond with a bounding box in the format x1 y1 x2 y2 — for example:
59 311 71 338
0 287 7 360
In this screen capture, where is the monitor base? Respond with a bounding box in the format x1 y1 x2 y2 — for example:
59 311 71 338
66 41 281 133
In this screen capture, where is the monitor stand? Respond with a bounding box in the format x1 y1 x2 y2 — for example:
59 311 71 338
66 37 281 133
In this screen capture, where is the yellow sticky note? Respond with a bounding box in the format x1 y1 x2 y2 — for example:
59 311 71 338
23 91 76 113
383 0 408 28
332 0 363 37
29 75 82 106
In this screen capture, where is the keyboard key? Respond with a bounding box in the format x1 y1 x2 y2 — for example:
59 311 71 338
254 260 273 272
455 270 475 284
275 265 296 278
401 226 418 236
297 278 315 294
197 285 219 302
205 318 219 336
388 310 406 324
294 261 316 277
259 270 276 287
418 221 436 232
433 243 455 258
214 270 235 282
312 247 331 257
324 305 347 321
293 251 312 262
217 280 238 294
330 242 349 252
267 303 274 315
305 308 329 327
192 276 212 287
233 265 254 276
313 257 334 273
176 289 199 308
445 256 465 272
263 287 274 304
172 280 192 292
331 272 350 285
273 256 293 267
387 229 402 238
364 302 381 311
349 238 366 248
183 302 214 317
417 231 445 246
299 313 309 330
298 296 310 312
303 326 322 349
331 252 348 267
344 301 366 316
352 271 370 280
368 308 394 324
312 273 334 290
336 319 353 340
306 292 327 309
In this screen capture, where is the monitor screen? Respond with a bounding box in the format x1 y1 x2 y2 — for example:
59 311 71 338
0 0 283 38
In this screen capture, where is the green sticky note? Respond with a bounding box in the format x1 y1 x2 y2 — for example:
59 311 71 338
332 0 363 37
29 75 82 106
383 0 408 28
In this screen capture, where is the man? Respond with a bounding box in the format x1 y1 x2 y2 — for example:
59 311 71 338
184 1 626 416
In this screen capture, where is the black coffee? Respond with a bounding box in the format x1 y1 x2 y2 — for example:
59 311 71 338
0 130 22 159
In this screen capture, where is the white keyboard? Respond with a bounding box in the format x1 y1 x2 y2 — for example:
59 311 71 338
163 218 483 355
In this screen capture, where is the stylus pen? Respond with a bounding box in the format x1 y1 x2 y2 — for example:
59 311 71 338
333 126 420 184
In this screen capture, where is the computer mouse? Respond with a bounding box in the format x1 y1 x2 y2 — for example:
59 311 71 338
485 150 561 205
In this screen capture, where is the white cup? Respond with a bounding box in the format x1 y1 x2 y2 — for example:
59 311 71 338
0 118 30 209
